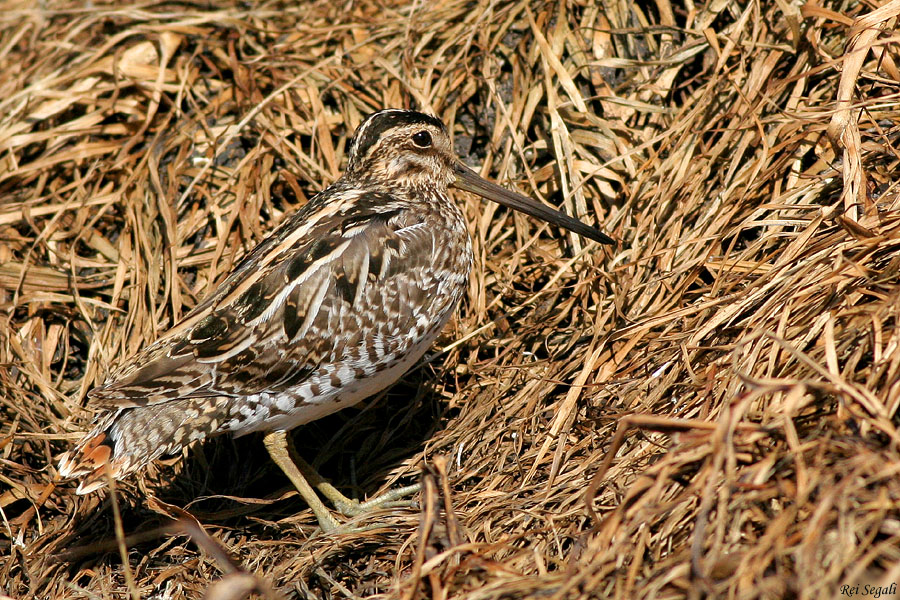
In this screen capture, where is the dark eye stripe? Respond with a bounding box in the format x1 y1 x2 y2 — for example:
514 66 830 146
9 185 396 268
351 110 444 162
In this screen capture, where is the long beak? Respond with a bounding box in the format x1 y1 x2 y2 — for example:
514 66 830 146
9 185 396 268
453 164 614 245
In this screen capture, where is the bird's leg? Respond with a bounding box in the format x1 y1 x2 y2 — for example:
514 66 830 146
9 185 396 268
263 430 340 532
291 450 421 516
263 430 421 527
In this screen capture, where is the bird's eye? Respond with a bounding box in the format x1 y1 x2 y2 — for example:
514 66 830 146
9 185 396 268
412 130 432 148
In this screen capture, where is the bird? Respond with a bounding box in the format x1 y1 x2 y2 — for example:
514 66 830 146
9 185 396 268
57 109 614 531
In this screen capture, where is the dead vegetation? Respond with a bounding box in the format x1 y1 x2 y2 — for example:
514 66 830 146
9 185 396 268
2 0 900 598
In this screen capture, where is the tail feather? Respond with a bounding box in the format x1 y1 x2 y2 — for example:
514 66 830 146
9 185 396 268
57 397 231 493
57 430 125 494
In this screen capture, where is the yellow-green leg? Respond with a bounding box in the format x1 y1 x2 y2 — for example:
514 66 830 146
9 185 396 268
263 430 420 532
263 430 341 531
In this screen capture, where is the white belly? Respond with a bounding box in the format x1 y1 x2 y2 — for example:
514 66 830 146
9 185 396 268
227 316 450 436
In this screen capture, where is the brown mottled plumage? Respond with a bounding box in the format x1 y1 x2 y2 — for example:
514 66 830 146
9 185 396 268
58 109 613 530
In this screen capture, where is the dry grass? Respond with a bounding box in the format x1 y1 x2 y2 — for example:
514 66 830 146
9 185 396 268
2 0 900 598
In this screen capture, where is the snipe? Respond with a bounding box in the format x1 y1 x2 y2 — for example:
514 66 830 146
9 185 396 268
58 109 614 531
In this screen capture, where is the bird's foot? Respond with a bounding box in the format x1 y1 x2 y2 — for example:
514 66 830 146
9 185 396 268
319 481 421 517
263 430 419 533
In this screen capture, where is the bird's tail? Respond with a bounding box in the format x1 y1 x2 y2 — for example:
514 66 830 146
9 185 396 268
57 397 230 494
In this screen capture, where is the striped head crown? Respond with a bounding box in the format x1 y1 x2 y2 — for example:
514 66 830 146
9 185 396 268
345 109 455 188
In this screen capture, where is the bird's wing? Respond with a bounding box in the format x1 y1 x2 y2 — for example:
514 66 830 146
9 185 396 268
88 189 446 409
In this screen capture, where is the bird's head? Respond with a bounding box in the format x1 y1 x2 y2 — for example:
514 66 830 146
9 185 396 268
343 109 615 245
345 109 455 189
